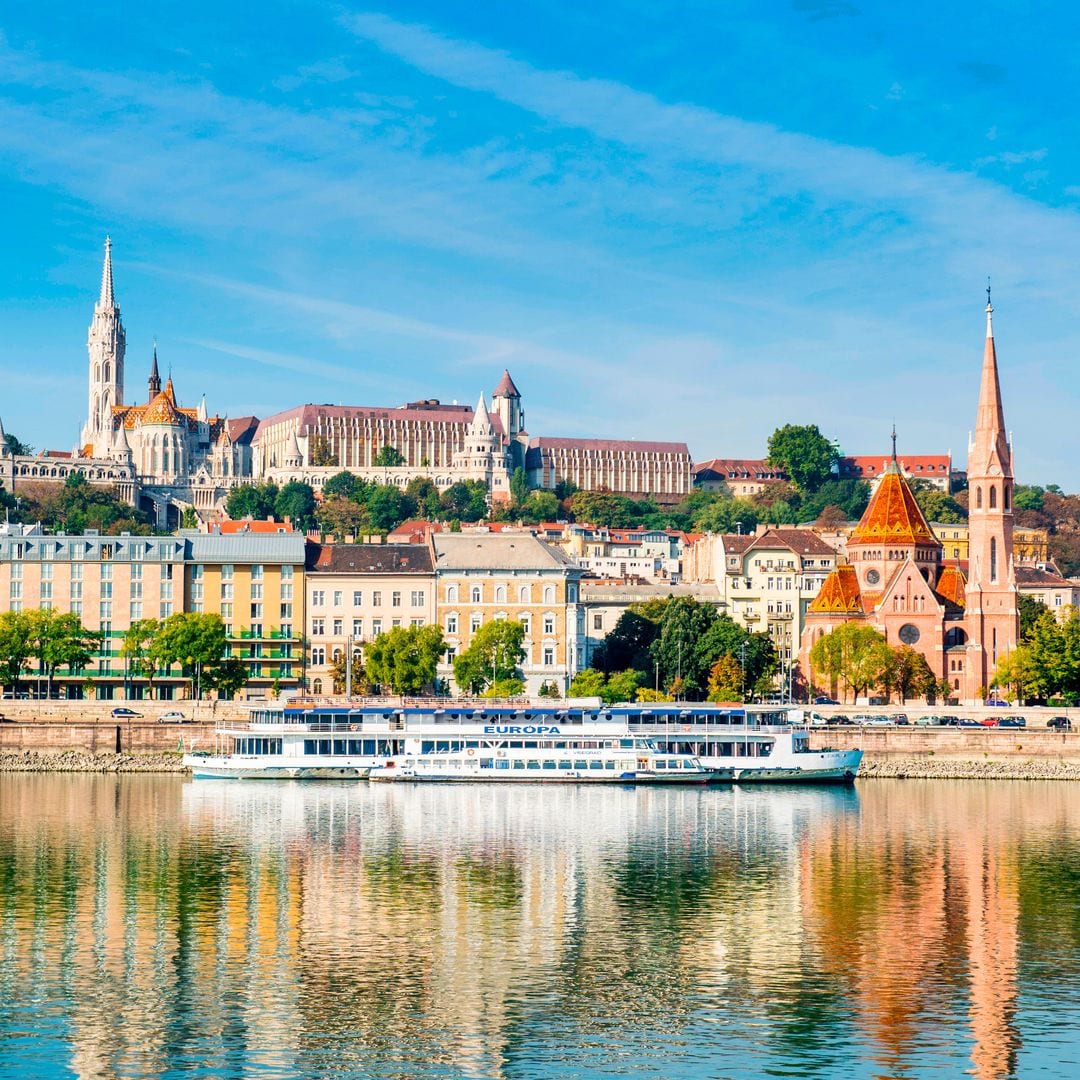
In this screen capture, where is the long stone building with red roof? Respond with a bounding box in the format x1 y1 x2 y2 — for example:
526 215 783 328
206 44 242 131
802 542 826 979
799 297 1018 704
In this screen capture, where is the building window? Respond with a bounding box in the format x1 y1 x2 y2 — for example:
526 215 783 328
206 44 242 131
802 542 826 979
521 615 531 637
221 603 233 619
373 591 382 607
192 564 204 580
543 585 555 604
593 614 603 630
221 583 234 600
250 583 263 600
159 603 172 618
543 646 555 666
518 585 530 603
312 618 325 635
222 564 234 580
392 591 402 607
252 565 264 580
495 584 506 603
446 584 458 603
446 614 459 634
100 563 113 581
543 614 556 635
333 590 343 607
312 590 325 606
990 537 998 583
471 614 482 633
130 601 142 620
8 582 21 600
250 623 262 638
190 582 202 600
471 585 482 603
311 647 326 666
352 590 363 606
281 564 294 580
251 603 264 619
281 583 293 600
280 603 293 619
410 590 424 607
333 618 343 636
372 619 382 636
100 581 113 599
312 678 323 694
41 562 53 580
352 618 363 636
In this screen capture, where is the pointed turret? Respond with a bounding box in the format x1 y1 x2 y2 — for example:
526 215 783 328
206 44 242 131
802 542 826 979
0 414 6 453
492 369 520 399
197 394 208 423
969 292 1011 476
98 236 116 310
113 422 131 461
471 392 493 435
148 342 161 401
284 428 303 468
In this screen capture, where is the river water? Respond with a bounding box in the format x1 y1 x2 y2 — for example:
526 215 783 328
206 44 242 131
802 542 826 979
2 776 1079 1079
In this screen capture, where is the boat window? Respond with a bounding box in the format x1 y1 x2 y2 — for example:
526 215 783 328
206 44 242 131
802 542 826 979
619 738 633 748
589 761 603 770
554 741 567 749
495 759 509 769
527 760 542 770
513 760 526 769
480 758 494 768
574 760 587 770
524 741 538 749
656 760 667 768
605 761 617 769
559 760 572 769
542 761 557 770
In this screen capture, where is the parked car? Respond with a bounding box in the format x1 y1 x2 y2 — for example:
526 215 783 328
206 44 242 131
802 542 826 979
997 716 1026 728
979 718 1000 727
158 711 187 724
985 698 1011 708
830 714 855 725
915 715 942 726
1047 716 1073 731
813 696 839 705
110 707 142 718
852 714 877 724
1 690 30 699
892 713 909 724
955 719 983 728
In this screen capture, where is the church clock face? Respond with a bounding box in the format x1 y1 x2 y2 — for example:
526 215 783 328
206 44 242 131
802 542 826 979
899 624 920 645
865 568 880 585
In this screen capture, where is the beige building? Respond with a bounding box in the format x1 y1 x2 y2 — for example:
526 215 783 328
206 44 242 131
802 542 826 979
433 533 586 695
303 543 436 695
525 438 692 501
683 528 838 671
1015 564 1080 621
0 528 306 698
932 522 1048 566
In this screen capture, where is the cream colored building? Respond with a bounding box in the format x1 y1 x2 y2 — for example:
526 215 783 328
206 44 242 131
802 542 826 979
433 533 586 695
1015 564 1080 621
683 528 838 670
303 543 436 695
0 529 305 698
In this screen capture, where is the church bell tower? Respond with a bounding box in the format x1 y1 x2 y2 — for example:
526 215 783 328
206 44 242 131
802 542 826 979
81 237 126 456
963 289 1018 700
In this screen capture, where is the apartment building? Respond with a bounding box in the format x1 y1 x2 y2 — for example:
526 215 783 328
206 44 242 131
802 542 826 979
0 528 306 698
433 533 586 695
303 543 436 695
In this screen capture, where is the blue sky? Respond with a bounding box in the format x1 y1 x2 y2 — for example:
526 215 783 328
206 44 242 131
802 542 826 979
2 1 1079 485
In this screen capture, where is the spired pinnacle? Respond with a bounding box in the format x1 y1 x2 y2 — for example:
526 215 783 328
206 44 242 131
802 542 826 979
99 236 116 309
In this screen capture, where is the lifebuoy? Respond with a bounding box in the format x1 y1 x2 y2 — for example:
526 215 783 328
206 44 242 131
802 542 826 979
467 748 476 757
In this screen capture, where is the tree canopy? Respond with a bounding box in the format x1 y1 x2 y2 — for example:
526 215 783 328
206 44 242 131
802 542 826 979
364 624 446 695
765 424 840 494
452 619 526 695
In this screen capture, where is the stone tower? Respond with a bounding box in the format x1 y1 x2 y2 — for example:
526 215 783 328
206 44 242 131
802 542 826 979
492 369 527 470
963 293 1018 699
82 237 126 456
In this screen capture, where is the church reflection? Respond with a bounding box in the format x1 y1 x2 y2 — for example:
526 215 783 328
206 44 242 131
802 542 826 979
0 776 1077 1079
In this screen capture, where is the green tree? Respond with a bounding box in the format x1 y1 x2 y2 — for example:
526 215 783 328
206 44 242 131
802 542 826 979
317 496 369 540
151 612 228 699
992 646 1035 703
4 432 33 456
1019 594 1050 641
798 479 871 522
766 424 839 493
309 435 338 467
518 490 560 525
372 445 406 467
404 476 441 519
367 485 414 532
809 623 892 702
1013 484 1045 512
440 481 488 522
363 624 446 694
323 471 361 500
880 644 936 703
603 668 644 704
650 596 720 697
707 654 743 702
537 680 561 699
25 610 100 697
203 658 249 700
691 496 760 534
329 646 371 695
122 618 164 694
568 668 606 698
275 480 317 530
568 490 636 528
910 481 967 525
0 612 36 692
510 467 530 508
592 607 664 675
453 619 526 695
696 616 777 692
225 482 279 521
482 677 526 699
180 507 198 529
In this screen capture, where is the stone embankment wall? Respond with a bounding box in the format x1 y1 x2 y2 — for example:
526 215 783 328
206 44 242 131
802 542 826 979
0 750 186 773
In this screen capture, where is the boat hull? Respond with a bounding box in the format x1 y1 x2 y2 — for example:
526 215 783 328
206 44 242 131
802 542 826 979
368 770 716 784
185 756 369 781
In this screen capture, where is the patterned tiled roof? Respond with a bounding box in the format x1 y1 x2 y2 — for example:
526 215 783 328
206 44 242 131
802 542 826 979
935 564 968 608
808 564 863 613
848 462 939 549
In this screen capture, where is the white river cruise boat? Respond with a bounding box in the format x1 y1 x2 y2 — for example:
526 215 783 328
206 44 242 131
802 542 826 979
184 702 860 784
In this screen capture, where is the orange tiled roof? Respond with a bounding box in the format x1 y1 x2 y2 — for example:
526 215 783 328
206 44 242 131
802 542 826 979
935 564 967 608
848 463 939 549
808 564 863 613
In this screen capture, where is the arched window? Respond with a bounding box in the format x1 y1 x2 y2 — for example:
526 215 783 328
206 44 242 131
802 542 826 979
471 585 482 603
543 584 555 604
976 487 983 509
494 584 506 603
446 584 459 603
312 679 323 695
989 485 997 509
518 584 530 603
1004 484 1011 511
990 537 998 583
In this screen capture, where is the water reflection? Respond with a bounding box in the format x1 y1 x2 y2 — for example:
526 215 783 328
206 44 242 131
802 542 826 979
1 777 1078 1079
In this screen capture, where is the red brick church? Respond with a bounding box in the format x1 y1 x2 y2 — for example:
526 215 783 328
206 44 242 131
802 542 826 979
800 298 1018 703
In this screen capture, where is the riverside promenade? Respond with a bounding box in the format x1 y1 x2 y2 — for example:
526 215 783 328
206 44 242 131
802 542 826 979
4 700 1080 777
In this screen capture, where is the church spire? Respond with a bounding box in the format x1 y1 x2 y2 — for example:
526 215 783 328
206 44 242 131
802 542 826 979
99 237 116 310
148 341 161 400
970 285 1010 474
